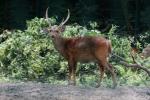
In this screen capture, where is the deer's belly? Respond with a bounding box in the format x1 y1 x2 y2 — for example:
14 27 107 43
77 53 97 63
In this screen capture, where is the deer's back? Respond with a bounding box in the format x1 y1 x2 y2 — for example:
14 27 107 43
63 36 111 62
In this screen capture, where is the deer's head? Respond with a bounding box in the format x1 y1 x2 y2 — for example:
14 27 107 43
43 7 70 38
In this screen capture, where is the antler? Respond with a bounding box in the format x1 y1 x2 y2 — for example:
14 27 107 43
59 9 70 27
45 7 51 27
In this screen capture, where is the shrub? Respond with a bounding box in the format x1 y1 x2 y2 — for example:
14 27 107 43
0 17 149 86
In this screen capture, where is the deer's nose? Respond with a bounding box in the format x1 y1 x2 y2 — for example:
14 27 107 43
51 35 55 38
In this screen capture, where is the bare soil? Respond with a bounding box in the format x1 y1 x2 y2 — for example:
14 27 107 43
0 82 150 100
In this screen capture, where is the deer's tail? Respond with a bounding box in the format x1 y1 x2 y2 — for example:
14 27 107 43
108 40 112 54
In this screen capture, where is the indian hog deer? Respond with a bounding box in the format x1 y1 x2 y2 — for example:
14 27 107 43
141 44 150 58
43 8 117 88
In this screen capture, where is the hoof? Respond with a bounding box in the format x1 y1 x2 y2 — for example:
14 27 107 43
95 83 101 88
112 83 117 89
68 81 76 86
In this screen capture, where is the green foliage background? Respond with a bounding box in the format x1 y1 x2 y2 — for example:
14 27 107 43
0 18 149 87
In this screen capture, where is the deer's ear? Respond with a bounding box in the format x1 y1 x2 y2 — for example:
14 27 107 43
59 26 66 32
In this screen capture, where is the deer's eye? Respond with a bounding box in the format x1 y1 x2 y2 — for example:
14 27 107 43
55 30 59 33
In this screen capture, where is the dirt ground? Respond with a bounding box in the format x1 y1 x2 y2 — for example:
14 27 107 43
0 82 150 100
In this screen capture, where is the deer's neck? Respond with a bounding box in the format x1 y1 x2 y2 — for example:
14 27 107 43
52 36 65 55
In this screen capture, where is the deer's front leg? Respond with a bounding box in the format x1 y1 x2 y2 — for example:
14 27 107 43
68 58 77 86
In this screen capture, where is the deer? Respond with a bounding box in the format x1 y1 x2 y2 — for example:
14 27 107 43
140 44 150 59
128 37 150 61
42 8 117 88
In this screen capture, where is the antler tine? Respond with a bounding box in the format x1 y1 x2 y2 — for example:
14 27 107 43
60 18 64 24
45 7 49 19
45 7 51 27
59 9 70 27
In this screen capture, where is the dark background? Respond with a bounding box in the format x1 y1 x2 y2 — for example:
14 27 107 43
0 0 150 35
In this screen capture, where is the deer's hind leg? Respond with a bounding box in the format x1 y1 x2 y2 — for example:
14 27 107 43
95 62 105 88
107 63 117 88
101 60 117 88
95 53 117 88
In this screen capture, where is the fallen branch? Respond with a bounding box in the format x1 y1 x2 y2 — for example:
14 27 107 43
119 61 150 77
112 52 150 77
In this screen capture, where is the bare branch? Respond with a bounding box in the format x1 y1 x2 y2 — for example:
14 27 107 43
119 61 150 77
112 52 150 77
